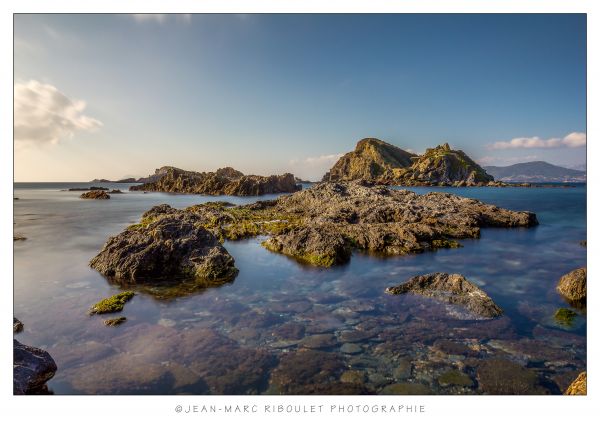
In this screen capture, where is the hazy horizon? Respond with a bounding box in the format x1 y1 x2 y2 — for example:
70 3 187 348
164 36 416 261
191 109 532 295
14 14 586 182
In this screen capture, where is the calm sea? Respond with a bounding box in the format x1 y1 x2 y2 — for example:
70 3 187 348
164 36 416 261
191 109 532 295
13 182 587 394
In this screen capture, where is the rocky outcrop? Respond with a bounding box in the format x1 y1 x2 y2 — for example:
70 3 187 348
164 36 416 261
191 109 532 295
80 190 110 200
557 267 586 303
323 138 494 186
14 339 57 395
112 181 536 269
129 166 301 196
323 138 415 182
68 186 109 191
90 204 238 284
564 371 586 395
385 273 503 318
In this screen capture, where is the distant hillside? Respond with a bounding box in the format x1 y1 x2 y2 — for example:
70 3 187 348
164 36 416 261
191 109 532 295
484 161 586 182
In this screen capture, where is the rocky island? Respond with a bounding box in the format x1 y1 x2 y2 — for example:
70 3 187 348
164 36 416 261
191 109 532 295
323 138 494 186
129 166 301 196
91 181 538 282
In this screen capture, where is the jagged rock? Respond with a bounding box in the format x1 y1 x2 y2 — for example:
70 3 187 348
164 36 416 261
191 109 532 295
109 189 123 194
104 317 127 326
557 267 586 303
129 166 301 196
80 190 110 200
117 181 537 268
90 204 238 284
14 339 57 395
13 317 24 333
323 138 493 185
385 273 503 318
564 371 586 395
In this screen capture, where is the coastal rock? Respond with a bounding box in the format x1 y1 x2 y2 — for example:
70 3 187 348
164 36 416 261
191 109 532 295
104 317 127 327
129 166 301 196
385 273 503 318
89 291 134 315
14 339 57 395
90 205 238 284
80 190 110 200
564 371 586 395
323 138 493 186
14 317 24 333
556 267 586 303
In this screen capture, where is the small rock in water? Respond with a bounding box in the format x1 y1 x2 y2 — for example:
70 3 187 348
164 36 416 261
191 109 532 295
299 334 338 349
340 370 366 384
13 317 24 333
556 267 586 304
437 369 474 387
379 383 431 395
476 358 546 395
88 291 135 315
340 343 362 354
80 190 110 199
392 358 412 380
104 317 127 327
13 339 57 395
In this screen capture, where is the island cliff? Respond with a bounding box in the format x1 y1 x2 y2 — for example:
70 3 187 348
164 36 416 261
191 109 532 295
323 138 494 186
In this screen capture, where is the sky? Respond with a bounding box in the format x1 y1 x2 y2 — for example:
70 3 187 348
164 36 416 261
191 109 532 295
14 13 586 181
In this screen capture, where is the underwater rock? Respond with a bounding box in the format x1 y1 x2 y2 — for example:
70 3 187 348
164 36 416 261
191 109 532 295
437 370 474 388
13 317 24 333
104 317 127 327
386 273 503 318
476 358 546 394
299 333 339 349
553 308 578 329
14 339 57 395
379 382 431 395
80 190 110 199
90 205 238 284
340 343 363 354
556 267 586 303
564 371 586 395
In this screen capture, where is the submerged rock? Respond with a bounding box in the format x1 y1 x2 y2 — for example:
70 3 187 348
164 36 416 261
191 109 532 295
476 358 545 395
564 371 586 395
556 267 586 303
13 317 24 333
104 317 127 327
385 273 503 318
80 190 110 200
553 308 578 328
129 166 301 196
90 205 238 284
14 339 57 395
437 370 474 388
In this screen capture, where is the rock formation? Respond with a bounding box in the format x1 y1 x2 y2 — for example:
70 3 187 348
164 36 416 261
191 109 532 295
80 190 110 200
385 273 503 318
129 166 301 196
556 267 586 303
96 182 537 274
90 204 239 284
323 138 494 186
14 339 57 395
564 371 586 395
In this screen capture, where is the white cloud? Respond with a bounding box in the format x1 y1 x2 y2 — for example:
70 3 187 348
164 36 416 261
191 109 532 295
130 14 191 24
14 80 102 146
490 132 586 150
288 153 343 181
477 155 539 166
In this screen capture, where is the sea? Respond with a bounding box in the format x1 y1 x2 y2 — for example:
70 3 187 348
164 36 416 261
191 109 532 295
13 182 587 394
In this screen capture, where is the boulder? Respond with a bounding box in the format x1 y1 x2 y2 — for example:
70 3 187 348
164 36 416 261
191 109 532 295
385 273 503 318
90 204 238 284
13 317 24 333
14 339 57 395
557 267 586 303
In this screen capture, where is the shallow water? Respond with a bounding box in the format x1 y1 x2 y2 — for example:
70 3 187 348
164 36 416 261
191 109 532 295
13 182 586 395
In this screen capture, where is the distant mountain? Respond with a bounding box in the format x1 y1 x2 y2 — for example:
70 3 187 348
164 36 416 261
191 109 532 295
484 161 586 182
323 138 493 186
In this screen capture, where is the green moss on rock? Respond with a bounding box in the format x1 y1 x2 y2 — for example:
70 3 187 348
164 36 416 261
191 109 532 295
554 308 577 328
89 291 135 315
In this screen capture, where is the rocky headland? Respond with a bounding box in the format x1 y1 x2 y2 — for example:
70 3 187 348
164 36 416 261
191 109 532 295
323 138 494 186
91 181 538 279
129 166 301 196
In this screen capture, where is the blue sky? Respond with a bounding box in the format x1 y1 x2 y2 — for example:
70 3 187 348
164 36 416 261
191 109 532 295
14 14 586 181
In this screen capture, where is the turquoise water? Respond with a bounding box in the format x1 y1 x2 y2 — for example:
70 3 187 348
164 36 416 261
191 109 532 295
13 183 586 394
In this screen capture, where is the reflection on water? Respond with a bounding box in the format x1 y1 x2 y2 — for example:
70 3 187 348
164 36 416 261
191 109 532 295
13 183 586 394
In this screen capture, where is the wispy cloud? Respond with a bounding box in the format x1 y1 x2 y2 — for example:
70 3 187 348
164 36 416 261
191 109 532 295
14 80 102 147
477 155 539 166
490 132 586 150
130 14 192 24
